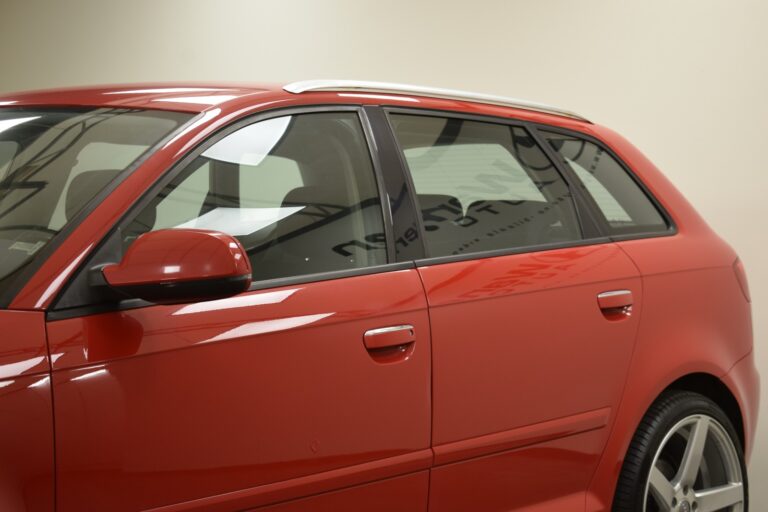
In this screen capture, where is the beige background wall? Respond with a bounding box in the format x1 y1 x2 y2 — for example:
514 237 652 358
1 0 766 506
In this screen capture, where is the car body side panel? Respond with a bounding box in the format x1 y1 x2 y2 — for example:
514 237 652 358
420 243 641 445
0 84 758 512
429 430 605 512
47 270 431 511
0 375 54 512
419 243 642 509
722 351 761 463
0 311 53 512
581 130 758 510
244 471 429 512
0 310 50 379
586 259 755 511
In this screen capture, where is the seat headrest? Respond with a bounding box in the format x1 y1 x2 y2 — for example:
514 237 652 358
418 194 463 211
65 169 121 221
467 199 541 213
418 194 464 224
417 194 464 218
281 186 336 208
466 200 553 228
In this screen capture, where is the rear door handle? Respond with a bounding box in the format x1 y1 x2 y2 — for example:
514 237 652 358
364 325 415 350
597 290 633 309
597 290 634 319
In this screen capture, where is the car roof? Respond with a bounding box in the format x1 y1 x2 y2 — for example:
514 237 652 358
0 83 279 113
0 80 591 126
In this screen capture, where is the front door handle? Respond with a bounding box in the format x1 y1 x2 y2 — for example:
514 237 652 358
364 325 415 351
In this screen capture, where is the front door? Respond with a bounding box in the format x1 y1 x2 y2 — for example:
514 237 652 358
46 109 432 511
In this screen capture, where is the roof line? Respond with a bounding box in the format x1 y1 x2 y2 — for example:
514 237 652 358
283 79 589 122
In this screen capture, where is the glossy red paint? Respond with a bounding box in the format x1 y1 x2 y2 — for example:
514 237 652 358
103 229 251 288
420 243 643 508
0 83 759 511
1 84 591 312
0 311 54 511
47 270 431 511
240 472 429 512
0 311 50 379
577 127 758 511
430 430 606 511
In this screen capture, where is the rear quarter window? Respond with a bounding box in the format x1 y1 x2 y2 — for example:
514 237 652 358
543 131 669 236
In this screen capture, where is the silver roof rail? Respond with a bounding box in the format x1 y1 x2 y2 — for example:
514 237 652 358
283 79 588 122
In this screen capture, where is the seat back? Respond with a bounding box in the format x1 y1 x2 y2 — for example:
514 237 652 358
65 169 121 221
460 200 557 253
251 185 378 280
418 194 465 256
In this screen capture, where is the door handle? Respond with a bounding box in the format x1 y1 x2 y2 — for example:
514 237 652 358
597 290 633 319
597 290 634 320
364 325 415 351
597 290 633 310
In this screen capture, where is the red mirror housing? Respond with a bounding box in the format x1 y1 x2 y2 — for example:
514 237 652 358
102 229 252 304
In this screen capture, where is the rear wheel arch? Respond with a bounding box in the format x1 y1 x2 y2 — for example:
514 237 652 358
662 372 745 453
612 388 748 511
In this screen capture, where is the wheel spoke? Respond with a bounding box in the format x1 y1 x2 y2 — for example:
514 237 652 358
675 416 709 487
694 482 744 512
648 465 675 510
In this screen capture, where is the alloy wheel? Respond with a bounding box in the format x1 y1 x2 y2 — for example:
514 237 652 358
643 414 745 512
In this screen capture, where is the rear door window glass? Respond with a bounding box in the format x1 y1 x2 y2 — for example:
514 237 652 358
389 113 582 258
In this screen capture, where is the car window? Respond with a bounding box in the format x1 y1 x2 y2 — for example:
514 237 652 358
0 107 192 302
543 131 668 235
49 142 150 230
124 112 387 281
0 141 18 180
389 113 582 258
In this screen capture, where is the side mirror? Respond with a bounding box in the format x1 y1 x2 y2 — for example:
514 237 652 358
102 229 252 305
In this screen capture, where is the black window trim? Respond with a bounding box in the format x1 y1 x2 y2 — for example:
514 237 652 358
380 106 614 267
43 103 680 320
360 106 426 262
526 124 608 237
530 123 678 242
49 104 408 320
363 106 428 261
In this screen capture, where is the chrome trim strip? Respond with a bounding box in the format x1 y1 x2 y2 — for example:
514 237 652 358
283 80 589 122
597 290 632 299
364 324 414 337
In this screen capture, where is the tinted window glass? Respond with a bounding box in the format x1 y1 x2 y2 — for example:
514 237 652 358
125 112 387 281
0 141 18 180
0 107 191 301
49 141 149 229
390 114 582 257
543 131 668 235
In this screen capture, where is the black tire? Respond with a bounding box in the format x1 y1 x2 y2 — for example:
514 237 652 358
612 390 749 511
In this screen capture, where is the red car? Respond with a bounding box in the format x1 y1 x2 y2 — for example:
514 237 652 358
0 80 758 512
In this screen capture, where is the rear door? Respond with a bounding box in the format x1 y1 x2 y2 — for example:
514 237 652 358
47 108 431 511
386 111 643 511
